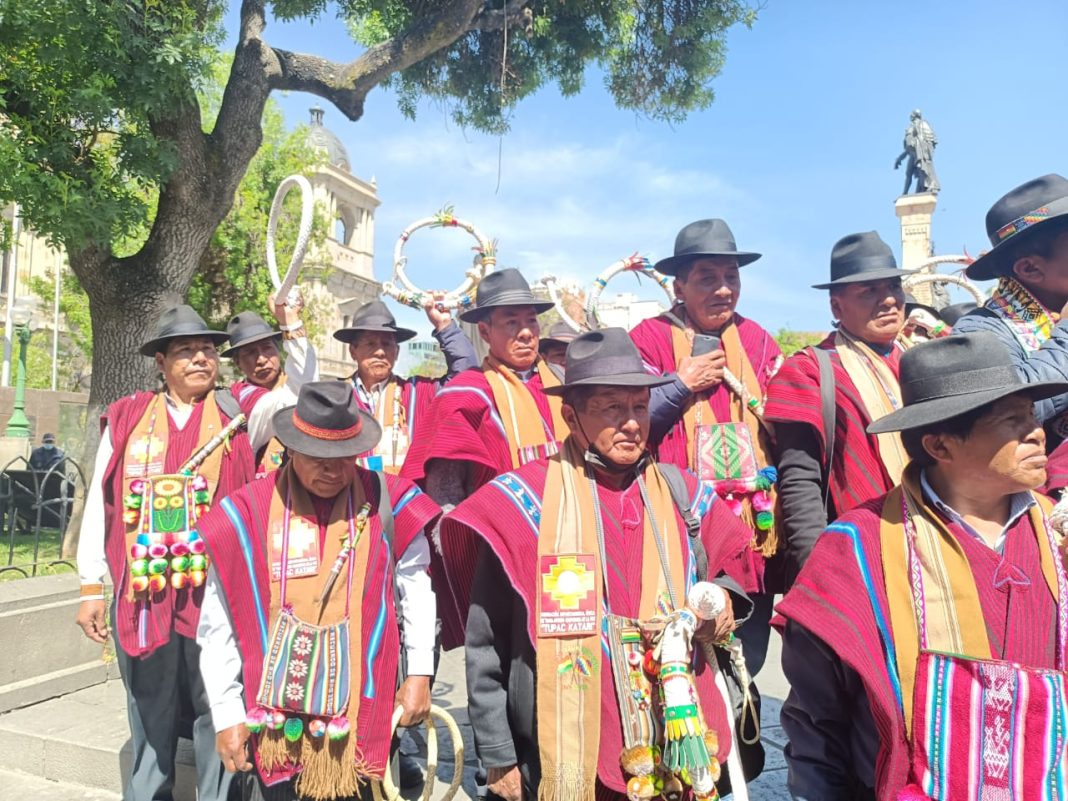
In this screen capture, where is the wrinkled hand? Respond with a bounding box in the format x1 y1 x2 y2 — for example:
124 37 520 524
268 291 304 328
487 765 523 801
423 296 453 332
677 350 726 393
216 724 253 774
76 599 109 643
395 675 432 727
694 592 735 645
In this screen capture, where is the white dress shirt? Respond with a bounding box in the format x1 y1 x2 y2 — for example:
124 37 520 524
197 533 436 732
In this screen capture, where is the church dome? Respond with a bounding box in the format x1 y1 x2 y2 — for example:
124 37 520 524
306 106 350 172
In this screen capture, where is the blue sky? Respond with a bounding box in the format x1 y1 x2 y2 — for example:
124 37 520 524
224 1 1068 335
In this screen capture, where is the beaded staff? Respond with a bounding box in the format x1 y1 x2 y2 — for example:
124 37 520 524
584 254 674 330
178 413 247 476
316 502 371 605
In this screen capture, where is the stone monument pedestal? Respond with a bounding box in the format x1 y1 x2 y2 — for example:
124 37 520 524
0 435 30 467
895 192 938 304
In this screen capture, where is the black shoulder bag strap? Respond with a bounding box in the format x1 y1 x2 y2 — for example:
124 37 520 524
657 462 708 582
810 346 837 513
213 388 245 426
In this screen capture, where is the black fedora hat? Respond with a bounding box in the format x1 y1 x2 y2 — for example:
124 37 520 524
543 328 673 395
867 332 1068 434
904 293 940 320
652 219 761 277
333 300 417 344
939 301 977 327
140 305 229 358
272 381 382 458
965 174 1068 281
458 268 554 324
811 231 916 290
223 311 282 357
538 321 581 352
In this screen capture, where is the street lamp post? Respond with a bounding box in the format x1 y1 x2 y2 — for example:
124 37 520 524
5 299 36 438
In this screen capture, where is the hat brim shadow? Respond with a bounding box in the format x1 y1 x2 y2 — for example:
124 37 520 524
811 267 917 290
867 380 1068 434
271 406 383 458
542 373 674 395
222 330 283 357
459 300 555 324
333 325 418 344
139 331 230 358
653 252 762 276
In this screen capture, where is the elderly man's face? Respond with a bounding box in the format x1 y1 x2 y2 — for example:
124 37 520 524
349 331 400 387
674 257 741 333
562 386 650 467
924 393 1048 494
235 339 281 389
478 306 540 371
290 451 357 499
830 278 906 347
156 336 219 399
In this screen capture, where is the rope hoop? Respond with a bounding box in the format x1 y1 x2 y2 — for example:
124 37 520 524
371 705 464 801
384 208 496 310
265 174 315 307
902 255 986 305
585 254 674 329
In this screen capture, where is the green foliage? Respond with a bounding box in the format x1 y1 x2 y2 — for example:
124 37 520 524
187 93 331 330
774 327 826 357
344 0 757 132
0 0 223 252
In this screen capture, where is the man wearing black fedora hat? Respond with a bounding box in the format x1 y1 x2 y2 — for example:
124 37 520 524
332 298 476 475
538 321 579 368
442 328 755 801
953 174 1068 453
225 296 320 474
631 218 782 677
401 268 570 646
195 381 443 800
778 332 1068 800
75 304 255 801
766 231 915 585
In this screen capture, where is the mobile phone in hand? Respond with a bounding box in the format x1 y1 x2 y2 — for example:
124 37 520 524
691 334 721 357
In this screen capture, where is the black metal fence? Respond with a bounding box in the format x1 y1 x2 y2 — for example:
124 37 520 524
0 455 85 579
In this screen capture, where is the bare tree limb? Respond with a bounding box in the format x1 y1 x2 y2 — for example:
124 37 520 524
266 0 486 121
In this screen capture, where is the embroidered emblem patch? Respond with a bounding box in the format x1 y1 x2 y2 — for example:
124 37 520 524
539 553 597 637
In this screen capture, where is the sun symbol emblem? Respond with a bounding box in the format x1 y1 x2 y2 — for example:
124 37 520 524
542 556 595 610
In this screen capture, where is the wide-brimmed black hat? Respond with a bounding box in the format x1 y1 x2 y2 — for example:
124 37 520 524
940 302 978 327
867 332 1068 434
904 293 940 320
333 300 417 344
223 311 282 356
812 231 916 290
458 269 554 324
965 174 1068 281
272 381 382 458
652 219 761 277
543 328 673 395
539 322 581 352
140 305 229 358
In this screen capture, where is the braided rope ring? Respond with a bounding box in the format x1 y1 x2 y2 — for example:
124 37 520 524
372 704 464 801
384 209 496 310
902 256 986 304
585 254 675 329
265 174 315 307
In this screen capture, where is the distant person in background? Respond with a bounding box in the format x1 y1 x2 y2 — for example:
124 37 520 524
537 321 579 368
29 432 64 472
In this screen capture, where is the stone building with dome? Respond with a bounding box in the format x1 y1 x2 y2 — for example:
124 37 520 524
300 107 382 379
